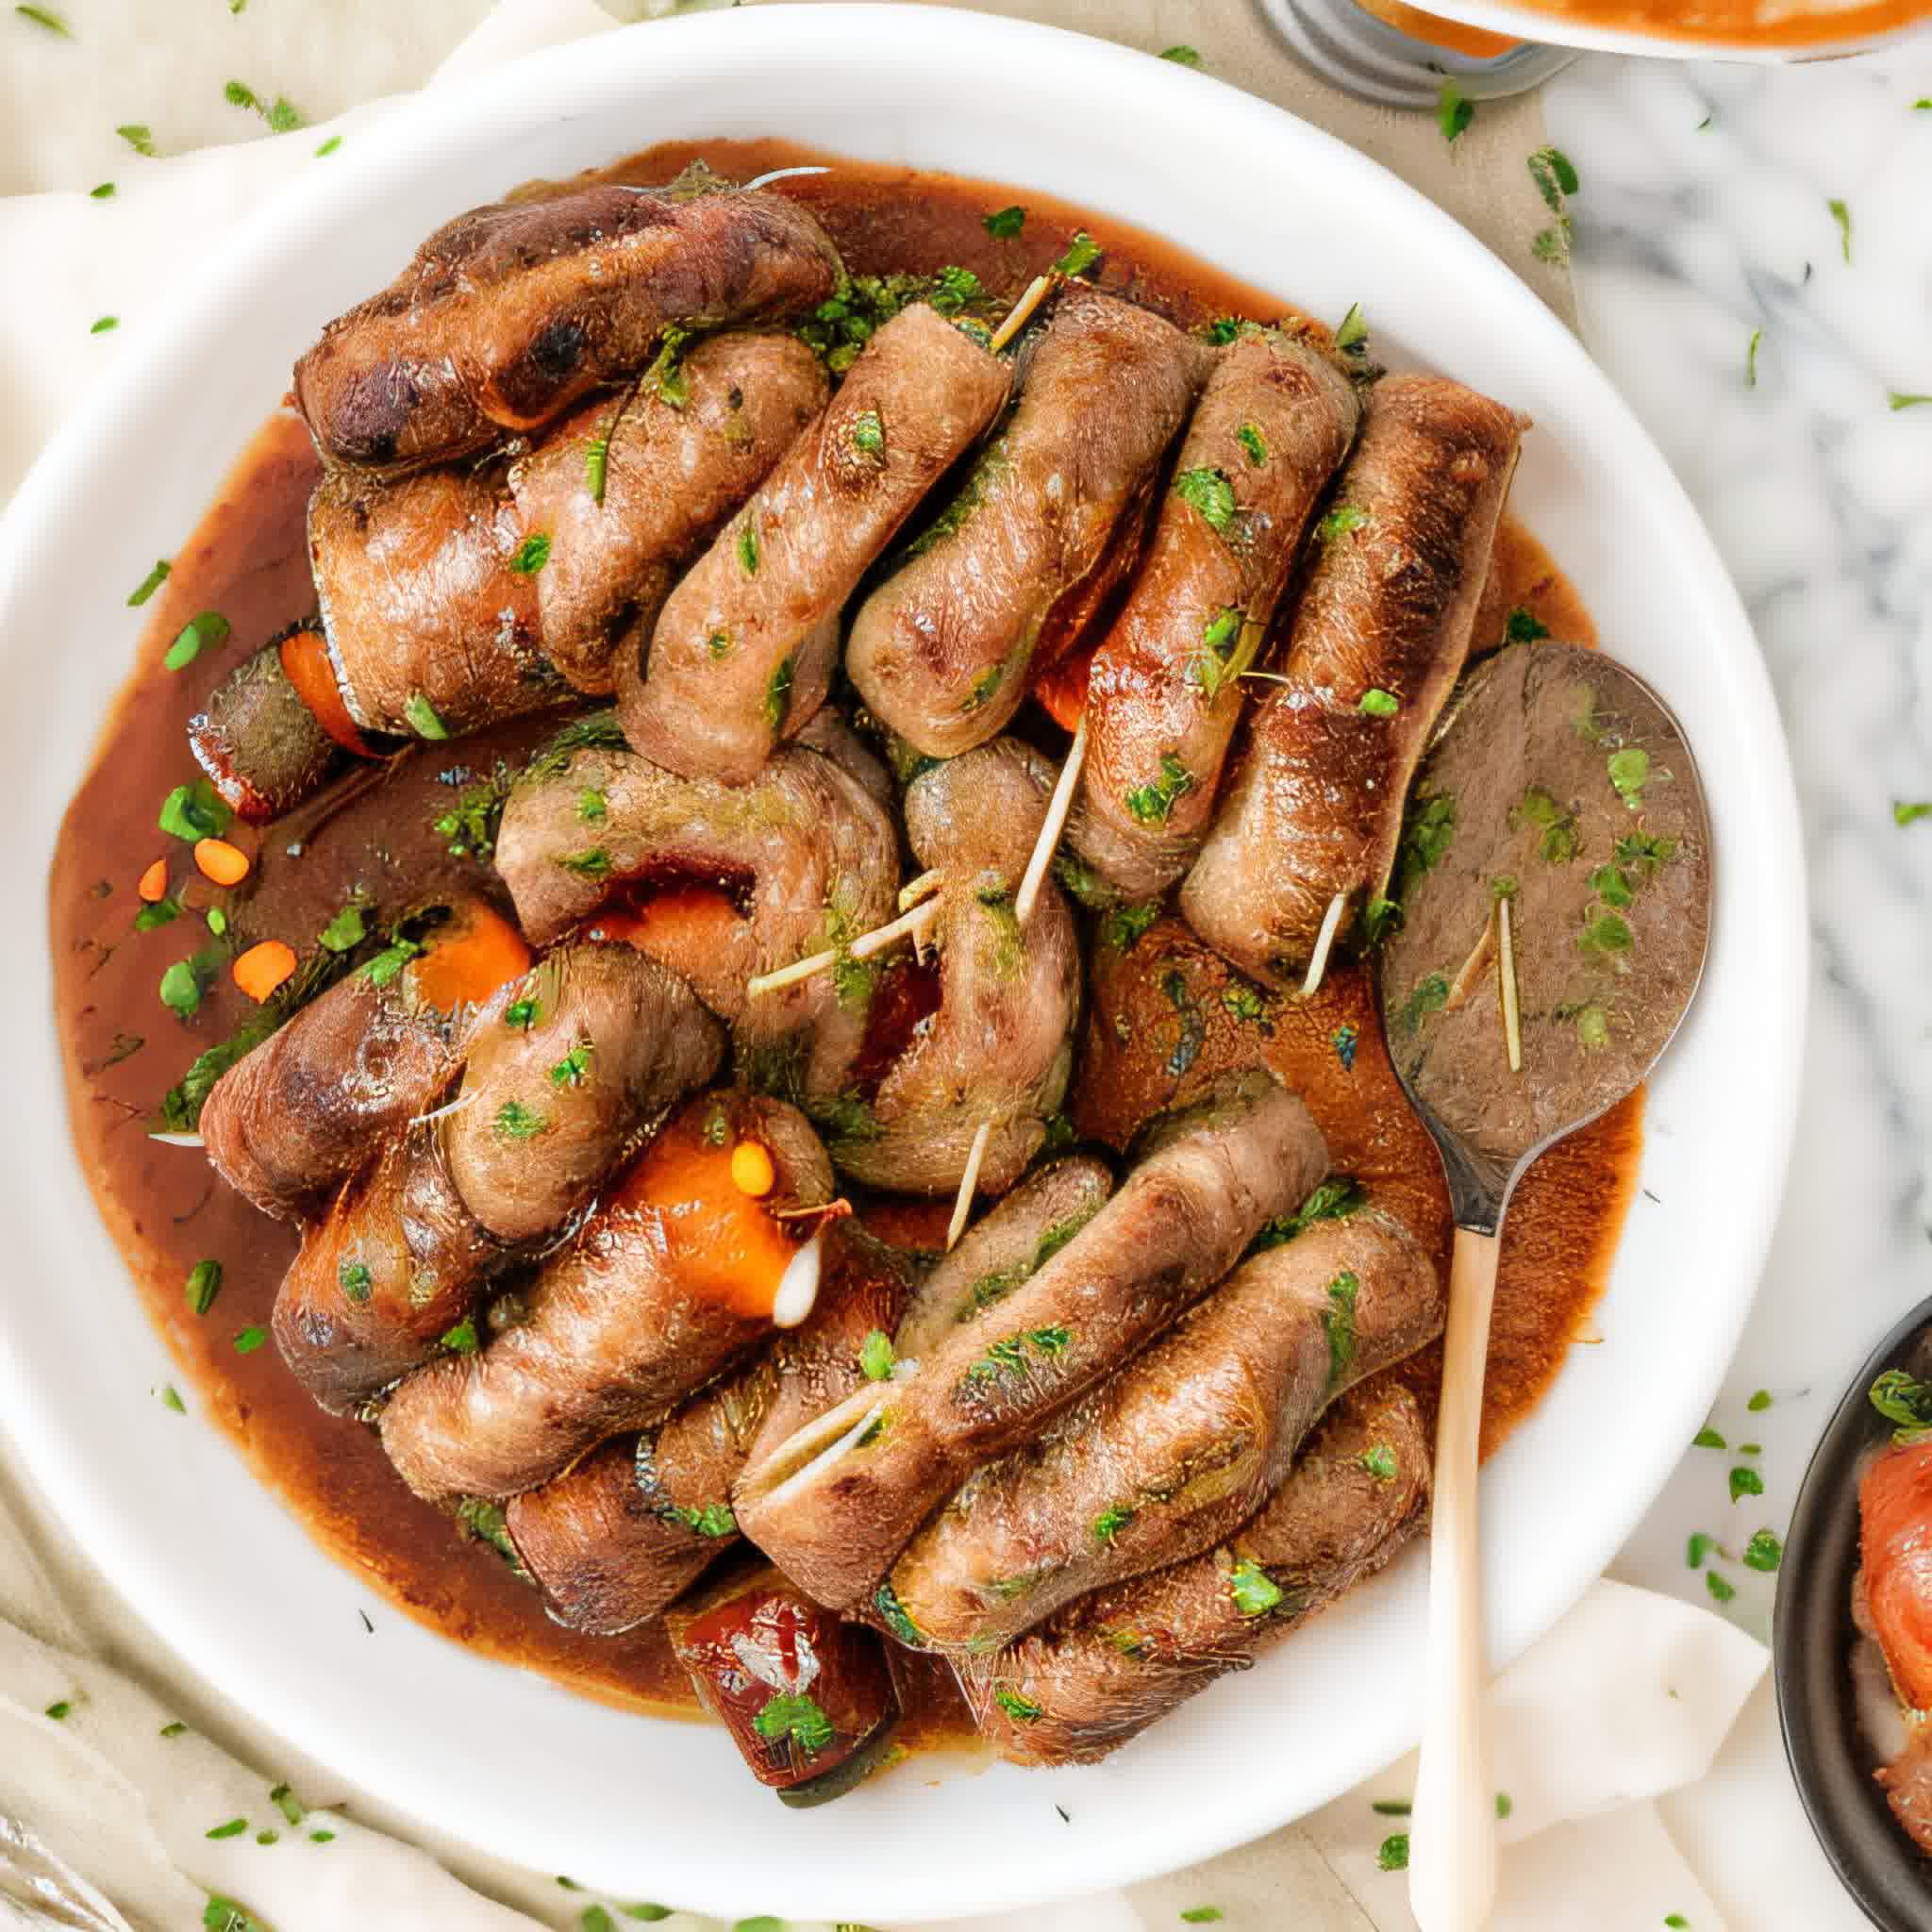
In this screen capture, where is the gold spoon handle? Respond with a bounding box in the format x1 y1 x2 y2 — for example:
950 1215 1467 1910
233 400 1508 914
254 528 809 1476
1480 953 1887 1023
1409 1223 1502 1932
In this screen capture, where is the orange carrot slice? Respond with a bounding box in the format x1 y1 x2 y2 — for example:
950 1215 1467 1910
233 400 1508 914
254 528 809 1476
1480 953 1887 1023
234 940 297 1003
278 625 373 758
194 838 252 887
137 858 169 904
585 886 742 958
405 902 532 1015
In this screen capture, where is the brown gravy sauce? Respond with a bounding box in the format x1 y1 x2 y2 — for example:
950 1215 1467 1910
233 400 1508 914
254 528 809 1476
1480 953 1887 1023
48 142 1636 1738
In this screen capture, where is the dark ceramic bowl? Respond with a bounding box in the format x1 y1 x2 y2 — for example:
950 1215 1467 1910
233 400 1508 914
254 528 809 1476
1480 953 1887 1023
1776 1297 1932 1930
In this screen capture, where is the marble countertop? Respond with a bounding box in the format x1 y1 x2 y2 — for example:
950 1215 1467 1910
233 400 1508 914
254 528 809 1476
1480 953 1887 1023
1550 40 1932 1929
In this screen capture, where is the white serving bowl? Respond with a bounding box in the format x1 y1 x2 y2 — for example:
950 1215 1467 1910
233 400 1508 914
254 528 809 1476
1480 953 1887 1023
0 6 1805 1920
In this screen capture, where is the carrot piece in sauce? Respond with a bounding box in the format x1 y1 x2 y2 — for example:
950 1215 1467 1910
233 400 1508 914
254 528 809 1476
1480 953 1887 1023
193 838 251 887
137 858 169 903
277 624 373 758
405 902 531 1014
233 940 297 1003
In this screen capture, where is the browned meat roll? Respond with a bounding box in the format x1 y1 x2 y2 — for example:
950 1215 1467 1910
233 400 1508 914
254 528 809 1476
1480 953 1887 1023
273 945 724 1410
893 1156 1114 1359
957 1377 1430 1764
1181 374 1524 983
508 333 829 694
201 900 530 1221
845 287 1208 758
378 1093 831 1502
188 622 367 824
618 302 1011 784
667 1561 901 1807
308 462 562 743
506 1222 914 1633
732 1070 1327 1613
824 741 1081 1197
1071 329 1362 897
491 725 898 1105
293 176 843 471
887 1207 1442 1652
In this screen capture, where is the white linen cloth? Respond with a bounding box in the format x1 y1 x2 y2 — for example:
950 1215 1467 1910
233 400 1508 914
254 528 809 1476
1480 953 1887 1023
0 3 1765 1926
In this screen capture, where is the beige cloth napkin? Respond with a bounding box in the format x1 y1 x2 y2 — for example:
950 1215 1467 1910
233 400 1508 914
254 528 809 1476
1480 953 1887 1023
1 3 1739 1926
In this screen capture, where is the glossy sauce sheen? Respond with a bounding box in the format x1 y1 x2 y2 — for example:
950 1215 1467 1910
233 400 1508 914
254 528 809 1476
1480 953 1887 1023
50 142 1631 1730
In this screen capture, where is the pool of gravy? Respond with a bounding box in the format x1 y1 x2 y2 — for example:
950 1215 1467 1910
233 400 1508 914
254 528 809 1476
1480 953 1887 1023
49 141 1633 1754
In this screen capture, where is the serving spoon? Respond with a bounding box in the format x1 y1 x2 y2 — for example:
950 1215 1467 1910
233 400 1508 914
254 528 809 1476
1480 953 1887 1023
1376 641 1713 1932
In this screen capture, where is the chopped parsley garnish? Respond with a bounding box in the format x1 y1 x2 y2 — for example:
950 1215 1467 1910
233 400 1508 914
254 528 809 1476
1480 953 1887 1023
1693 1426 1726 1450
224 79 303 130
1124 751 1195 825
874 1582 924 1645
158 778 232 842
44 1698 73 1719
158 954 211 1018
1359 896 1401 946
859 1329 895 1381
1748 1389 1772 1411
548 1041 593 1088
1253 1175 1367 1251
160 1384 185 1413
1378 1833 1410 1872
135 897 181 931
1220 983 1268 1024
314 135 341 158
1528 145 1578 264
317 902 366 953
233 1325 267 1355
1589 862 1633 909
1511 785 1575 864
1506 607 1550 643
1359 687 1399 716
967 1325 1073 1383
1188 605 1246 701
1159 43 1201 63
508 533 551 575
1438 80 1473 142
1729 1465 1764 1503
1827 196 1852 263
1053 231 1102 277
17 6 72 34
117 123 156 156
1322 1270 1360 1385
404 693 449 741
850 408 885 457
1496 1791 1513 1819
1332 1022 1358 1070
1371 1799 1412 1816
160 1720 188 1737
1173 465 1237 536
752 1691 834 1755
270 1783 304 1825
1400 973 1449 1035
1742 1530 1782 1573
1577 911 1633 958
494 1099 548 1141
1870 1368 1932 1437
90 315 119 334
1574 1003 1610 1050
707 629 733 659
1236 421 1267 466
338 1260 372 1304
185 1258 223 1315
983 205 1026 238
1316 503 1367 541
672 1501 736 1539
1179 1910 1223 1924
1892 801 1932 826
1616 830 1679 874
1891 392 1932 410
362 937 422 987
1362 1443 1398 1481
559 847 612 879
505 996 539 1030
585 421 611 504
735 519 759 575
1706 1570 1736 1605
575 787 607 824
1334 303 1369 356
964 662 1003 711
1607 745 1650 808
993 1687 1043 1723
1745 326 1761 389
1092 1503 1137 1545
206 1818 248 1840
763 656 794 734
1687 1532 1718 1569
929 264 984 314
90 179 113 196
624 1909 673 1924
126 558 171 606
